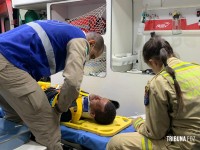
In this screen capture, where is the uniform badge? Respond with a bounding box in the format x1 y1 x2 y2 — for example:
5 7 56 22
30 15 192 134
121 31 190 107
144 85 149 106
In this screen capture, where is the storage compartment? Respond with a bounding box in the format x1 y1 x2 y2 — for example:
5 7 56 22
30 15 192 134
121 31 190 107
47 0 107 77
47 0 106 34
112 53 137 72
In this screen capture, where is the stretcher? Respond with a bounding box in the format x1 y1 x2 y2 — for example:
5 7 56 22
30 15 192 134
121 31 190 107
0 82 136 149
40 82 136 149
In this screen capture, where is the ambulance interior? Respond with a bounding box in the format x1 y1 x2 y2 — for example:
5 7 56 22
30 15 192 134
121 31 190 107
0 0 200 149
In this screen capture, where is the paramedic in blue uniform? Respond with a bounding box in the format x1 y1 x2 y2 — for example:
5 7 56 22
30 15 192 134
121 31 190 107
107 35 200 149
0 20 104 150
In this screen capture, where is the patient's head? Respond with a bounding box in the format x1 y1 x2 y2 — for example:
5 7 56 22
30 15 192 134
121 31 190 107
89 95 116 125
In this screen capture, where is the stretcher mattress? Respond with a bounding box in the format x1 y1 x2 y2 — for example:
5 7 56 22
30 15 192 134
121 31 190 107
60 124 135 150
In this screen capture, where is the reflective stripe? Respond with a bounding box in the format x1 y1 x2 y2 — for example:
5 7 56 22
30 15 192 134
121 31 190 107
161 63 199 77
148 139 153 150
141 137 152 150
27 22 56 74
170 62 190 69
134 118 144 129
142 137 145 150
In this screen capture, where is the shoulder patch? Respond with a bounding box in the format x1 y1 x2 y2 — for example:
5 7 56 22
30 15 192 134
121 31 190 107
144 85 149 106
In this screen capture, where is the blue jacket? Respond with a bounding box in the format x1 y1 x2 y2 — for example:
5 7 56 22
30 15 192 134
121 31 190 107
0 20 85 81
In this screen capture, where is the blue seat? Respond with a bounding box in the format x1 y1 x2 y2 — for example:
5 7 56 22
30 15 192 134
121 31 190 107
0 118 31 149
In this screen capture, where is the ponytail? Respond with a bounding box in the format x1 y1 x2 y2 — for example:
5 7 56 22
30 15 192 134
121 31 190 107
160 48 183 112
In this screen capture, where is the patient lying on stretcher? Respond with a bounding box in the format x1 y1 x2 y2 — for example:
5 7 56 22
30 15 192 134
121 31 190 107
45 88 119 125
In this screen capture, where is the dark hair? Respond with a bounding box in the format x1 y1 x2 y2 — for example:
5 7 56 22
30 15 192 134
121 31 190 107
86 32 104 52
143 35 183 112
94 101 116 125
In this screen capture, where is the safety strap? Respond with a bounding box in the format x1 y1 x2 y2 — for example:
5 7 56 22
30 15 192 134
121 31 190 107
69 96 83 123
52 93 59 107
141 137 153 150
27 22 56 74
83 97 89 112
80 90 89 97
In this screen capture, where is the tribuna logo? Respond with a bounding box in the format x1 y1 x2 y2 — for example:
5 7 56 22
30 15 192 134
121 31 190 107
167 136 195 142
